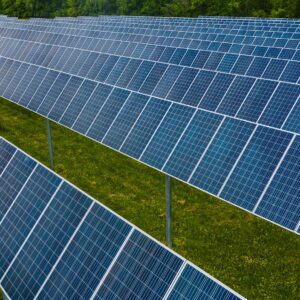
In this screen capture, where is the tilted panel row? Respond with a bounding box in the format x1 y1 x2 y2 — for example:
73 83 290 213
0 137 244 300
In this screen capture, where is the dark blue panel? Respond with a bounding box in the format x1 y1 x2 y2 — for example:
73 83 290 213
163 111 223 181
121 98 171 159
81 53 104 79
181 70 215 107
61 49 82 73
18 68 48 107
95 55 119 82
72 83 113 135
149 46 165 61
237 80 278 122
159 47 176 63
191 51 211 68
27 71 59 111
259 83 300 128
262 59 287 80
169 48 187 64
1 182 92 300
280 61 300 83
139 63 168 95
278 49 295 60
140 44 156 60
199 73 234 111
37 73 70 116
0 151 36 220
265 47 281 58
38 204 132 300
127 61 155 91
220 126 292 211
256 136 300 231
60 80 97 128
0 61 21 96
217 76 255 116
48 76 83 122
217 54 238 72
94 231 183 300
167 68 198 102
190 119 255 194
2 63 30 100
231 55 254 75
246 57 270 77
105 57 130 85
169 264 241 300
153 65 183 99
10 65 37 103
103 93 149 150
0 165 61 278
181 50 198 66
87 88 130 142
204 52 224 70
116 59 142 88
0 139 16 174
141 104 195 169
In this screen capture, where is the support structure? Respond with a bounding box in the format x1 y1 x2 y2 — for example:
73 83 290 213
165 175 172 248
46 119 54 169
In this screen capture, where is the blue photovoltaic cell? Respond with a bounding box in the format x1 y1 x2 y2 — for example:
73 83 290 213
3 63 30 100
246 57 270 77
199 73 234 111
121 98 171 159
1 182 92 300
72 83 113 135
116 59 142 88
139 63 168 95
181 50 198 66
94 230 183 300
237 80 278 122
169 48 187 64
159 47 176 63
204 52 224 70
11 65 39 103
182 70 215 107
190 119 255 195
255 136 300 231
0 139 16 174
87 88 130 142
217 54 238 72
127 61 154 91
19 68 48 107
191 51 211 68
0 165 61 278
231 55 254 75
168 264 240 300
141 104 195 169
96 55 119 82
105 57 130 85
217 76 255 116
153 65 183 99
103 93 149 150
37 204 132 300
48 76 83 122
262 59 287 80
163 111 223 181
0 61 21 95
280 61 300 83
283 98 300 134
259 83 300 128
0 151 36 221
27 70 59 111
220 126 292 211
59 80 97 128
81 52 104 79
167 68 198 102
37 73 70 116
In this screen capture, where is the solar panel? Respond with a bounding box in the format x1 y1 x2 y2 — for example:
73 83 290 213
0 16 298 236
0 136 244 299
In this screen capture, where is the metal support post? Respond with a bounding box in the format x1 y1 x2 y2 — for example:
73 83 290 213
165 175 172 248
46 119 54 169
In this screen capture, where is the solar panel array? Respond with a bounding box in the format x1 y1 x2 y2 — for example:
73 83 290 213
0 16 299 234
0 136 244 300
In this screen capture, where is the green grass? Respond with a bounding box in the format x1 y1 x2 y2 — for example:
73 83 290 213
0 97 299 299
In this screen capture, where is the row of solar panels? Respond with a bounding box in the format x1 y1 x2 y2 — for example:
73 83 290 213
0 51 299 234
4 18 300 45
0 30 299 135
0 137 244 300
